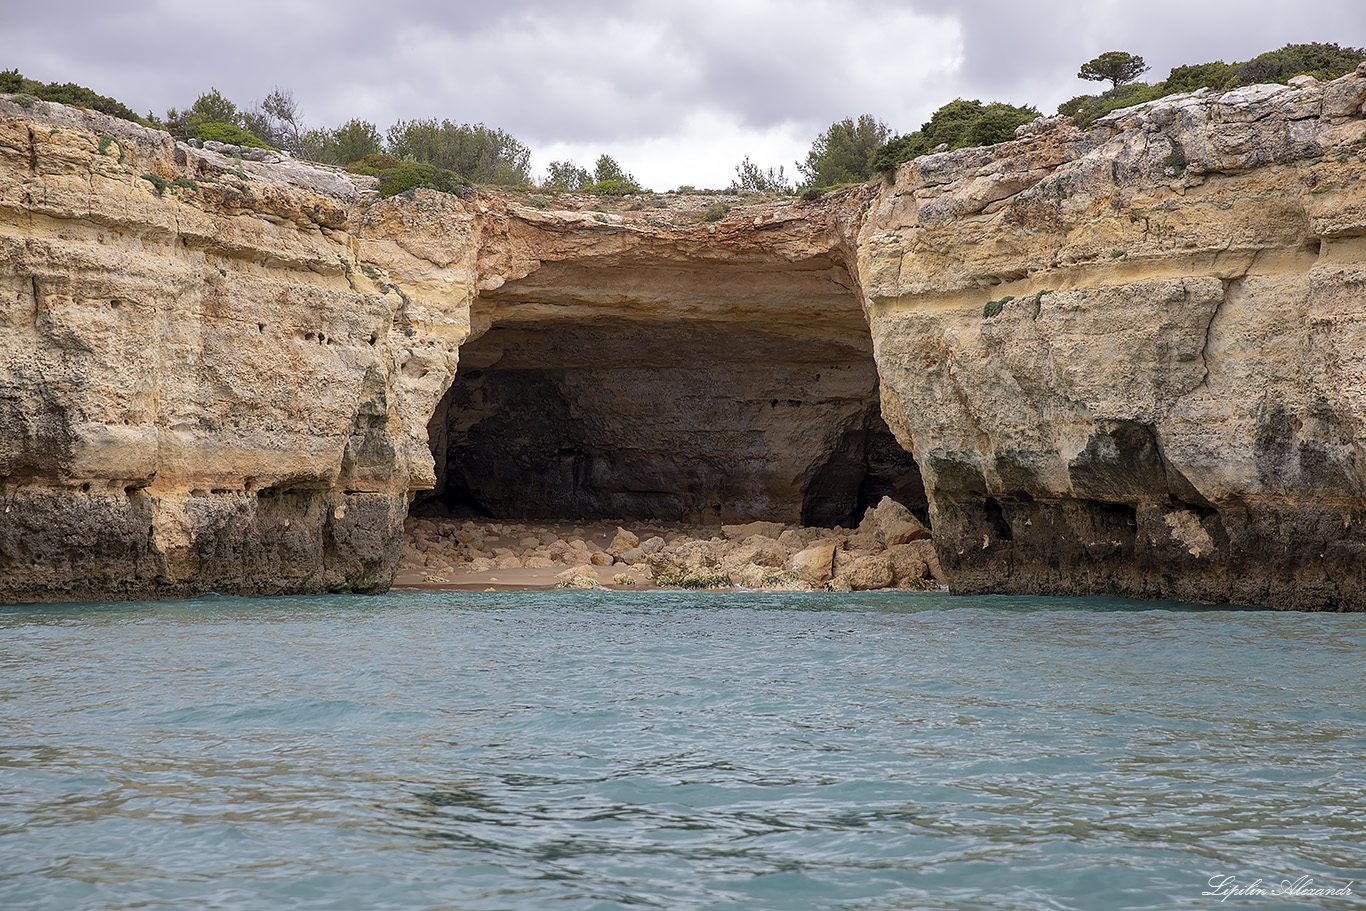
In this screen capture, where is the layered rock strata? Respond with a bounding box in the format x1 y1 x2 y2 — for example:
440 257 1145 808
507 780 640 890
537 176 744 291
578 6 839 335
859 68 1366 610
0 96 911 601
0 100 438 600
414 199 922 527
4 67 1365 610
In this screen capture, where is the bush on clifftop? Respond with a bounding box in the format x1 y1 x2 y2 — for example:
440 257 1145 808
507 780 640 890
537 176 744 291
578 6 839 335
386 119 531 187
872 100 1038 172
193 120 271 149
1 67 143 123
1058 43 1366 128
799 114 890 189
306 118 385 166
362 159 472 199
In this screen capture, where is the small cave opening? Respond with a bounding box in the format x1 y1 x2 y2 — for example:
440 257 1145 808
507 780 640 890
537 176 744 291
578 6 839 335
412 316 928 530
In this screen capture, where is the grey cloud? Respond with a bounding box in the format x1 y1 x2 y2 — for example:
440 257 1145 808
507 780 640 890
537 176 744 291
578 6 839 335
6 0 1365 188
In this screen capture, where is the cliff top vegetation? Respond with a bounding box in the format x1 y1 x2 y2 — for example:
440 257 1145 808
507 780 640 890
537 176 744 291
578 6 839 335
4 40 1363 200
1056 42 1366 129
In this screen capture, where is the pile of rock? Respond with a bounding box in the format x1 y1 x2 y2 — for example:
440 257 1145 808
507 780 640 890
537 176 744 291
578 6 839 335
398 497 941 592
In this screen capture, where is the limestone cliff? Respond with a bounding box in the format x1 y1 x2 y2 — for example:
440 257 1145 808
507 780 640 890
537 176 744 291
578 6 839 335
859 67 1366 610
3 66 1365 609
0 95 901 601
0 99 439 599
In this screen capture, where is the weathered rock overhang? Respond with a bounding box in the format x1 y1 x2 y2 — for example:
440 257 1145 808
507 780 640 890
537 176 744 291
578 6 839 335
415 208 923 527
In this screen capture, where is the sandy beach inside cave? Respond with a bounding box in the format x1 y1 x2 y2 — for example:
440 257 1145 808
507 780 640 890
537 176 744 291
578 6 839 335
391 502 943 594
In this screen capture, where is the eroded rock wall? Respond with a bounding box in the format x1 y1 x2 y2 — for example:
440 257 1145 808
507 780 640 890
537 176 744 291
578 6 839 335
0 98 894 601
412 196 902 527
859 70 1366 609
6 69 1366 610
0 98 464 600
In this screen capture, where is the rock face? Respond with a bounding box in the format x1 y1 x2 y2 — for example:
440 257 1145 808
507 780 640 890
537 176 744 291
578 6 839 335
858 69 1366 610
0 98 442 600
0 95 920 601
418 212 924 525
3 69 1366 609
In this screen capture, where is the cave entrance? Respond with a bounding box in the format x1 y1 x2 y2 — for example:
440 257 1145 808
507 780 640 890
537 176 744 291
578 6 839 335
413 315 926 528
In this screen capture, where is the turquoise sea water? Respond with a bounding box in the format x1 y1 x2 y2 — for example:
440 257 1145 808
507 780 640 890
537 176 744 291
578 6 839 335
0 590 1363 911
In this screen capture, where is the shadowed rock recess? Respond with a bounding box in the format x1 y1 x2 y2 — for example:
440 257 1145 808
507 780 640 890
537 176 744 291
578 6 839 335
416 230 924 528
3 67 1366 608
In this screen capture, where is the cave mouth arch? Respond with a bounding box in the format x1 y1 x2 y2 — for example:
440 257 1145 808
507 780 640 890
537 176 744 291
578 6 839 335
413 315 927 529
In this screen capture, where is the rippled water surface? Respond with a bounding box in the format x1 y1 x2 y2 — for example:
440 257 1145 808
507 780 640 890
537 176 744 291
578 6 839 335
1 590 1363 910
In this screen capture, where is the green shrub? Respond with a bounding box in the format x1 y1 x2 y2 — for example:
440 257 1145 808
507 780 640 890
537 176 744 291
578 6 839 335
386 118 531 186
525 195 551 208
141 173 169 195
376 161 471 199
1162 61 1235 93
799 114 889 188
872 99 1038 172
701 202 730 222
591 154 641 192
162 88 265 144
543 160 592 191
194 121 271 149
1232 42 1365 86
347 153 401 176
983 295 1012 318
1057 83 1166 129
170 177 198 191
2 69 141 123
33 81 142 122
730 156 792 194
307 118 383 166
588 178 640 196
11 93 37 109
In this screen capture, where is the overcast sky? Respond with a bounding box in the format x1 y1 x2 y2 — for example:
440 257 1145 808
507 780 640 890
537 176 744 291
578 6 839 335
9 1 1366 190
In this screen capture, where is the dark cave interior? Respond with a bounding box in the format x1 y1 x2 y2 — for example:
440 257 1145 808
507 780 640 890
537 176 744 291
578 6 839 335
412 317 927 528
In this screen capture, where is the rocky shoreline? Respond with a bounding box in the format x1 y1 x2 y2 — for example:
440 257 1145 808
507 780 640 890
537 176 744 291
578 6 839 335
396 497 943 592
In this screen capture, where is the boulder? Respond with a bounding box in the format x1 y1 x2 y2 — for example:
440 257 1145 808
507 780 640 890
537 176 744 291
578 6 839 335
721 521 785 540
886 543 929 585
733 563 768 589
857 496 931 548
722 535 788 569
606 527 640 557
790 544 836 585
554 565 599 589
663 539 720 572
835 554 895 591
